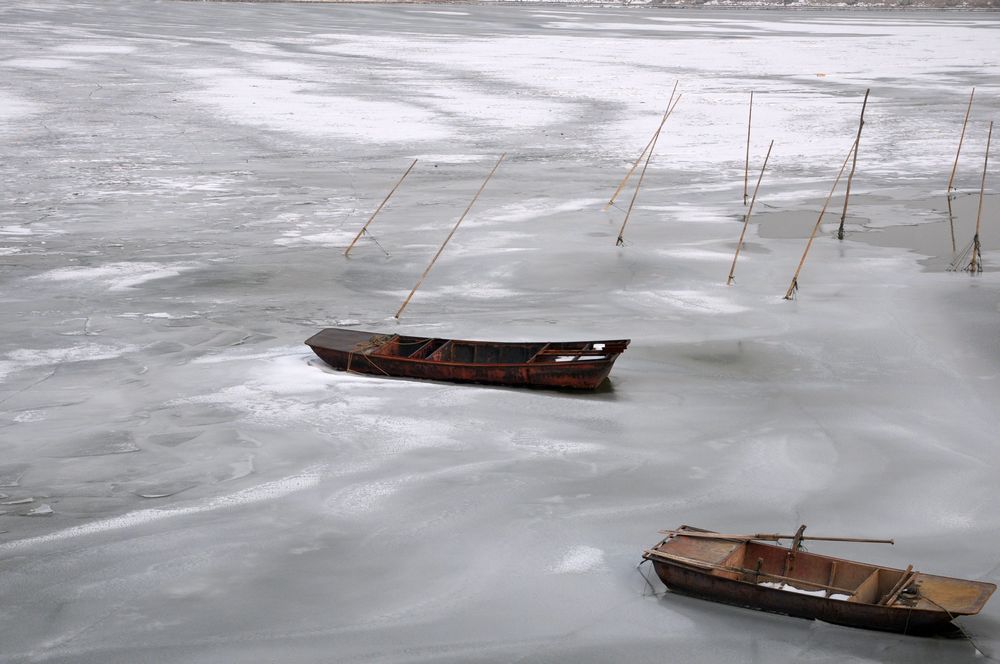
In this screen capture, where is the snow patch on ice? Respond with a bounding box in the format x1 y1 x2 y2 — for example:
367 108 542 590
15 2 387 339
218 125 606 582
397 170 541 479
413 154 488 164
420 284 519 300
625 289 749 315
53 43 136 55
657 247 731 262
31 262 193 290
1 225 33 236
3 58 79 70
550 545 606 574
184 71 451 143
488 198 604 223
0 91 41 122
0 467 325 551
324 480 398 517
13 410 47 423
7 343 138 367
23 504 53 517
274 231 353 247
192 349 303 365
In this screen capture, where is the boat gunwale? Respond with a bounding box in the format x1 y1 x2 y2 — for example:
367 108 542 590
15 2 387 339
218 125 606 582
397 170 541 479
305 330 630 368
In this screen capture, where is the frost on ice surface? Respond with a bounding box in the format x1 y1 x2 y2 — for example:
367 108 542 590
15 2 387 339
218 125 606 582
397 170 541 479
549 545 606 574
0 468 325 552
30 262 193 291
7 343 139 367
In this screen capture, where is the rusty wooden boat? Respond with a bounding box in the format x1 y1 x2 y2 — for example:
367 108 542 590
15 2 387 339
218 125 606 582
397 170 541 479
304 328 629 389
643 525 995 634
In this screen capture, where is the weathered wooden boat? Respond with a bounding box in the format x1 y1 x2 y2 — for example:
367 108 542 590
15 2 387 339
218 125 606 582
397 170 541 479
304 328 629 390
643 525 995 634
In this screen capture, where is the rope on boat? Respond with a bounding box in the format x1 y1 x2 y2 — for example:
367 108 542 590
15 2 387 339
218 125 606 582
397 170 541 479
346 351 391 377
918 593 995 659
636 559 667 598
346 335 394 377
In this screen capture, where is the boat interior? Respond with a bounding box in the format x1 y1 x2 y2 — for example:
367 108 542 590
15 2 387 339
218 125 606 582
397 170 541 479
371 335 629 364
657 534 910 604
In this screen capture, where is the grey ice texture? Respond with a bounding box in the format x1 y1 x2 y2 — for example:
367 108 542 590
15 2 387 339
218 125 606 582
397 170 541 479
0 2 999 663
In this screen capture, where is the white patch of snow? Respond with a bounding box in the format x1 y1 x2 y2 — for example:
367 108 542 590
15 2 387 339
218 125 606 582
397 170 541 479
31 262 193 291
549 545 606 574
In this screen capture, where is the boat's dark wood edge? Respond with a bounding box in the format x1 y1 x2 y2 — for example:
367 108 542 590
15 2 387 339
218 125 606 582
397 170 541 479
304 327 630 354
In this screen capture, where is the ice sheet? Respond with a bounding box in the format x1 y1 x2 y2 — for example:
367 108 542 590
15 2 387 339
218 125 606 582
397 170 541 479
1 3 998 664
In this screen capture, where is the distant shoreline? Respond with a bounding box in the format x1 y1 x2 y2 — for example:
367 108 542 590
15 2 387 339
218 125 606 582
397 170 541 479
174 0 1000 9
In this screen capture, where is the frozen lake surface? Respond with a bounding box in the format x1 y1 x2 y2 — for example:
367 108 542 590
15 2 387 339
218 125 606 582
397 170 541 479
1 2 999 662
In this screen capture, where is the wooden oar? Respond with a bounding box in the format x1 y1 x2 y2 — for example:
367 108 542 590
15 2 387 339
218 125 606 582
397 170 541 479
660 530 894 545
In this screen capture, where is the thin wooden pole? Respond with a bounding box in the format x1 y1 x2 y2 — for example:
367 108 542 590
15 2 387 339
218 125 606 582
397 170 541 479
728 139 773 285
784 137 859 300
837 88 870 240
604 82 679 211
967 121 992 274
947 88 976 250
660 530 894 545
744 91 753 206
344 159 418 257
394 154 506 319
616 95 682 246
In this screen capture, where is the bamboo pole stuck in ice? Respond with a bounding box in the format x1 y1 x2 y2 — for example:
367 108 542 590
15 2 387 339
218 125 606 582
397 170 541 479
837 88 869 240
744 91 753 206
783 137 859 300
394 154 506 320
604 82 680 211
616 95 683 246
344 159 418 257
966 121 992 274
947 88 976 251
728 139 773 285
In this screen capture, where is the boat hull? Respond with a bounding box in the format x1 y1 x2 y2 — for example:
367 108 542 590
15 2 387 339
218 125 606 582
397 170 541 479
651 557 957 634
305 329 628 390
